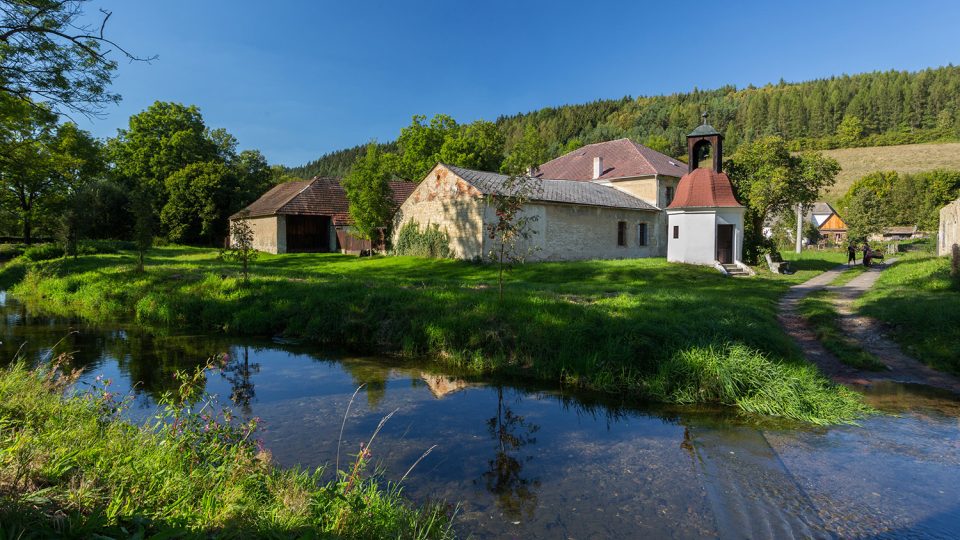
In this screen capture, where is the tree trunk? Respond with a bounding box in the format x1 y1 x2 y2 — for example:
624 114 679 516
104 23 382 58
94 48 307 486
22 214 31 244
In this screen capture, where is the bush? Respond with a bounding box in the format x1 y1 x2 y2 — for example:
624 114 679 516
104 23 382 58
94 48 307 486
21 243 63 262
394 220 452 258
0 243 27 261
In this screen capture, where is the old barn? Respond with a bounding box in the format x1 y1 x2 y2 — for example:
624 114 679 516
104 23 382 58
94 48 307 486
232 177 414 254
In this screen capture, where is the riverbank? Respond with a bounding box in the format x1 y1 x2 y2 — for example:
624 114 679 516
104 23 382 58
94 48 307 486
0 246 869 424
0 361 453 538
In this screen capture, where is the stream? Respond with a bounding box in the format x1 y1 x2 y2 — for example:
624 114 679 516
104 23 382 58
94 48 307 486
1 290 958 538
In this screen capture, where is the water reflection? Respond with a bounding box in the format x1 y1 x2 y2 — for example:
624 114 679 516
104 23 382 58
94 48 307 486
2 293 960 538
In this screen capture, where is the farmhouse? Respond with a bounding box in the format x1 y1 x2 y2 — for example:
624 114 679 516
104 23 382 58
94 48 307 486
938 198 960 256
232 177 414 254
809 202 848 244
395 163 662 261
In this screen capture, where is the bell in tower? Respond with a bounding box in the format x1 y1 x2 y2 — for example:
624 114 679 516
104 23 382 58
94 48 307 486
686 112 723 174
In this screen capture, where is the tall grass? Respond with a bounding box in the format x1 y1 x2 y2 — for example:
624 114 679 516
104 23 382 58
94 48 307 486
646 344 872 425
0 360 454 539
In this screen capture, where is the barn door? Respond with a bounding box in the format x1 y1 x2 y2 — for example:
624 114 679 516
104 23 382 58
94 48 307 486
717 224 734 264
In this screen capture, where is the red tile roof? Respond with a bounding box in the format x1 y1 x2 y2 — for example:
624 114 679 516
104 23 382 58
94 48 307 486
233 177 416 225
535 138 688 181
666 168 743 209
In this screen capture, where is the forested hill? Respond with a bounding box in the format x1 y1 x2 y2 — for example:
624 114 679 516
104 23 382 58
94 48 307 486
288 65 960 179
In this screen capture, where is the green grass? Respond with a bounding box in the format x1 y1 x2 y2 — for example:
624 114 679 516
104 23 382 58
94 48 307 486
1 246 869 424
0 361 453 539
829 264 868 286
856 248 960 374
798 290 886 371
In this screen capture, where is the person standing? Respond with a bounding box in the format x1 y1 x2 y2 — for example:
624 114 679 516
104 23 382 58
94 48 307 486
847 243 856 265
862 243 871 267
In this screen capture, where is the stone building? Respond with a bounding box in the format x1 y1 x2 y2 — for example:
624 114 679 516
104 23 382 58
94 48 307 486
939 197 960 256
666 120 746 267
232 177 414 254
394 163 663 261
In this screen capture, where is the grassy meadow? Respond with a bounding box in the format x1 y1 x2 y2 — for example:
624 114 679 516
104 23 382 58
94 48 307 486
0 246 868 424
0 361 453 539
856 246 960 374
817 141 960 204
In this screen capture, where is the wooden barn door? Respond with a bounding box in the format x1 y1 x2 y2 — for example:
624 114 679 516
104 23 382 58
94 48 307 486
716 224 734 264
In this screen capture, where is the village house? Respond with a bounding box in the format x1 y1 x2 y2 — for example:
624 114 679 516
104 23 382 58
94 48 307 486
394 163 663 261
231 177 414 254
809 202 848 245
940 197 960 256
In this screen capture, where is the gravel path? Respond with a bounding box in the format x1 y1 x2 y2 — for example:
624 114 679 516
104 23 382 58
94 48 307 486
777 259 960 395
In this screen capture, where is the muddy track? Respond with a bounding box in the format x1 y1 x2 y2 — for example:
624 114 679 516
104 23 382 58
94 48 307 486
777 259 960 395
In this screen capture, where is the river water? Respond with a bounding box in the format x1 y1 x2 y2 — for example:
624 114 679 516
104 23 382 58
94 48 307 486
1 291 958 538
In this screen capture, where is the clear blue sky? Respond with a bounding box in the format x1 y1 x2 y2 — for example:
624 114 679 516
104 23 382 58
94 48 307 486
83 0 960 167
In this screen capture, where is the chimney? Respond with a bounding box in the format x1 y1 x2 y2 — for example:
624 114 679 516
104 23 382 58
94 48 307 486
593 156 603 179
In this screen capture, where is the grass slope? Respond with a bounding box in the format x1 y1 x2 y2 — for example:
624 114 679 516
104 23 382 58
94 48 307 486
0 362 453 539
818 141 960 204
856 249 960 374
0 247 868 424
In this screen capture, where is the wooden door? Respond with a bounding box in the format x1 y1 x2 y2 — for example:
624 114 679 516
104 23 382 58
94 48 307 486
717 224 734 264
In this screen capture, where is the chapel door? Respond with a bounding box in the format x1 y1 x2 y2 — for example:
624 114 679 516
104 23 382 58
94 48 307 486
717 224 734 264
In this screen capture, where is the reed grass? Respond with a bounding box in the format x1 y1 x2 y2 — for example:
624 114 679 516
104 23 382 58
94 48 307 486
0 360 454 539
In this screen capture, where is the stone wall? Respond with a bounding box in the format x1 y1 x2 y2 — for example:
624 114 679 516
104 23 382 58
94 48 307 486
940 198 960 256
394 166 486 259
494 203 662 261
238 215 284 254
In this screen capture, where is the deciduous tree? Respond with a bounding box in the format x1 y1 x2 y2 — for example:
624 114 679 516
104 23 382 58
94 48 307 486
342 142 396 249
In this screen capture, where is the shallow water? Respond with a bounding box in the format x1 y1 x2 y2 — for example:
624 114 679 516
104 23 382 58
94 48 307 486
1 290 959 538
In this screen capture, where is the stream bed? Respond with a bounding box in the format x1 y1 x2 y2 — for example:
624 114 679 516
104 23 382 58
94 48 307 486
2 291 958 538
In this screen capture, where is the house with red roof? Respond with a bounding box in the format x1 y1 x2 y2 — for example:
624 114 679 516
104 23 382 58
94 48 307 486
231 177 414 254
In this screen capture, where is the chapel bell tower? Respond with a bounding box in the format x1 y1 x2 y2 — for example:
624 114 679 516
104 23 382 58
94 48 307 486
686 112 723 173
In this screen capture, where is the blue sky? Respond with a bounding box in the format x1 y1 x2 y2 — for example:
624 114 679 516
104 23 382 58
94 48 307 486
84 0 960 167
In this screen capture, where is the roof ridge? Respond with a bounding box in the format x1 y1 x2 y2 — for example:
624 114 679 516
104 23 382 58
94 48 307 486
276 178 318 214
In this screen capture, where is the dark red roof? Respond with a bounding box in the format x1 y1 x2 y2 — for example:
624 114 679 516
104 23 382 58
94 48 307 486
535 138 687 181
233 177 416 225
666 168 743 209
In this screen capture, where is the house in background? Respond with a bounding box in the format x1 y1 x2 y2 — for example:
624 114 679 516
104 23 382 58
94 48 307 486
394 163 663 261
232 177 414 254
666 120 746 269
808 202 848 244
870 226 923 243
939 197 960 256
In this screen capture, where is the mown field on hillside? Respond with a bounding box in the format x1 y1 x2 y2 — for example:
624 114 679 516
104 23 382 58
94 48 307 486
819 142 960 204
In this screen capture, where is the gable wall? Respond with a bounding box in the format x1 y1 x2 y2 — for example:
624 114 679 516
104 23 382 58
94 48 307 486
394 166 486 259
237 215 284 254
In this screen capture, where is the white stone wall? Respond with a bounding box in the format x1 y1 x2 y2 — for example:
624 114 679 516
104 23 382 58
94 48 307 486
717 208 746 263
667 210 717 265
488 203 661 261
939 198 960 256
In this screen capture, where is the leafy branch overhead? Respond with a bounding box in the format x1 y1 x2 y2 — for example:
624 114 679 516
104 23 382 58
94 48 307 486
0 0 156 117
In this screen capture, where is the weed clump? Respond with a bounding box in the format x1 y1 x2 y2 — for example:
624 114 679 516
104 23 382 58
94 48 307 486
647 343 872 425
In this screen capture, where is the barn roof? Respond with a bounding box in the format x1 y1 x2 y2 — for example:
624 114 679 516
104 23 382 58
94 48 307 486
444 164 658 211
666 167 743 209
233 177 416 225
534 138 687 181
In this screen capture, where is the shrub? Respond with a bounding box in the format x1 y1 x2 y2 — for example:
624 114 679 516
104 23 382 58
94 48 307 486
394 220 452 258
21 243 64 262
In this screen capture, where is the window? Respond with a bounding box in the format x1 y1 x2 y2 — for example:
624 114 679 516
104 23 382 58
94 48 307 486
673 225 679 239
637 223 648 246
665 186 674 205
617 221 627 247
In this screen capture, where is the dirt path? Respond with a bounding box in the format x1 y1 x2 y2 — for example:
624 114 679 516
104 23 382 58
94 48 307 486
777 259 960 395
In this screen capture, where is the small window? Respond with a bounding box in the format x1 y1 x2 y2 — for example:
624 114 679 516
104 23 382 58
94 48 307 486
665 186 674 205
617 221 627 247
637 223 647 246
673 225 679 239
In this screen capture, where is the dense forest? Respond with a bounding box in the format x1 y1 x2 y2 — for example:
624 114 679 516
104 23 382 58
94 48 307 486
288 66 960 179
